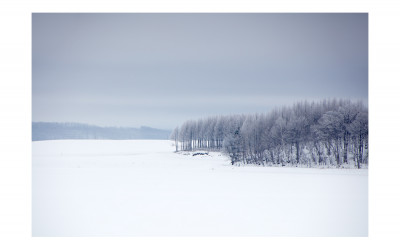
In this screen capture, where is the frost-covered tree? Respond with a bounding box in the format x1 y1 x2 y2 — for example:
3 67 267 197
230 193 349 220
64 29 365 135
170 126 179 152
223 126 243 165
348 110 368 168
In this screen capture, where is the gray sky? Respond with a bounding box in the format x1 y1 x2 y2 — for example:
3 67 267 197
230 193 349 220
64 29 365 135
32 13 368 130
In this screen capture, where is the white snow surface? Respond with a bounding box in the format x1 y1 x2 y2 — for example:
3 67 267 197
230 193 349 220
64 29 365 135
32 140 368 236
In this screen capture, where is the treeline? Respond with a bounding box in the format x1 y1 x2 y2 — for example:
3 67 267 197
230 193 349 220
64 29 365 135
32 122 172 141
170 99 368 168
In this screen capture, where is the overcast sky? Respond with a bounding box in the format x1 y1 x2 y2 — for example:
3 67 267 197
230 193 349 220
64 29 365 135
32 13 368 130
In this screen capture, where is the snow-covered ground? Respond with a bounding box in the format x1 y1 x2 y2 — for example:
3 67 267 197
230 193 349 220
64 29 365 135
32 140 368 236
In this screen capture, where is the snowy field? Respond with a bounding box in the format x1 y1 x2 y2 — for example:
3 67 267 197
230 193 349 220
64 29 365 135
32 140 368 236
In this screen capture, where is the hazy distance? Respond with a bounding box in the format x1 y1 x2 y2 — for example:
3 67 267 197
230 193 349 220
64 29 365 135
32 13 368 130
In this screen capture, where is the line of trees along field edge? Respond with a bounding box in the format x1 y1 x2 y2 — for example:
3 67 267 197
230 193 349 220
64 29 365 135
170 99 368 169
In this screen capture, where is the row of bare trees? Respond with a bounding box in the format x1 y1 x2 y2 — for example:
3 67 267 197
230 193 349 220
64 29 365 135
170 99 368 168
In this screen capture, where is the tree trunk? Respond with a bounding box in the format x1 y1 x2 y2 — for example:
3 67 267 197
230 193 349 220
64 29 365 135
358 133 362 169
343 131 348 164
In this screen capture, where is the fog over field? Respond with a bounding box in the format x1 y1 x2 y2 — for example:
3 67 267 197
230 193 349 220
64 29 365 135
32 122 171 141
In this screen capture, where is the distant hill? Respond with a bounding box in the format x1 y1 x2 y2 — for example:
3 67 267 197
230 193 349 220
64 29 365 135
32 122 172 141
